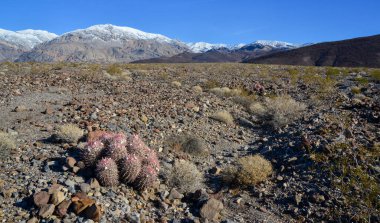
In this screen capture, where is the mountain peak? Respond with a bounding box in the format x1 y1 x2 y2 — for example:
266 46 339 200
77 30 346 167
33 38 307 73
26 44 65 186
0 28 58 49
66 24 177 44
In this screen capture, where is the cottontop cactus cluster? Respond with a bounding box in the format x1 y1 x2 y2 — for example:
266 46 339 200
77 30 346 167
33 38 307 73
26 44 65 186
80 131 159 190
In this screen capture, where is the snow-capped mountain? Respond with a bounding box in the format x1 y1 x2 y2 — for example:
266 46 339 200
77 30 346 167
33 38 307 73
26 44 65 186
187 42 246 53
64 24 181 44
0 24 312 63
0 29 57 49
251 40 298 48
17 24 189 63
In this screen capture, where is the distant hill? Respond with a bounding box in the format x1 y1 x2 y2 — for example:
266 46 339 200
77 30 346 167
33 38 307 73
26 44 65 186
245 34 380 68
134 41 298 63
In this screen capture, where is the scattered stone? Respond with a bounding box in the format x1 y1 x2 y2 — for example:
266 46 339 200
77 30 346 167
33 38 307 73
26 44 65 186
168 188 184 200
89 178 100 189
80 183 91 193
27 217 39 223
55 200 72 217
50 190 65 205
65 179 76 187
81 203 103 222
39 204 55 218
66 157 77 168
33 191 50 208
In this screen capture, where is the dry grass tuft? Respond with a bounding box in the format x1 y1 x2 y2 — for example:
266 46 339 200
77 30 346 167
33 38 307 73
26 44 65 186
223 155 273 186
192 85 203 94
180 135 209 157
168 159 204 193
57 124 84 143
210 111 234 125
351 86 361 94
250 95 306 128
0 131 16 160
210 87 242 97
171 81 182 88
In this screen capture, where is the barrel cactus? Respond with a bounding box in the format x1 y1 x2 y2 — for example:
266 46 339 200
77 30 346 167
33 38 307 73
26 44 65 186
95 157 119 186
127 134 150 158
81 140 104 167
80 131 160 190
134 165 158 190
103 133 128 162
119 154 142 184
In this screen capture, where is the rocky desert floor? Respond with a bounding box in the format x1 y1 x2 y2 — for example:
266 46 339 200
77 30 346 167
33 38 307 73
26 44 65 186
0 62 379 223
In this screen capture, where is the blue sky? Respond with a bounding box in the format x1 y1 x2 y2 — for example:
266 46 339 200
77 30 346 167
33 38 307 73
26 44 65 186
1 0 379 44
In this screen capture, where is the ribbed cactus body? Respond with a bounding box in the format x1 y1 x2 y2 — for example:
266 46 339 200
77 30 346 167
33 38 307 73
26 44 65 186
134 165 158 190
142 149 160 172
95 158 119 186
119 154 142 184
127 134 150 157
81 140 104 167
81 131 159 191
103 133 128 161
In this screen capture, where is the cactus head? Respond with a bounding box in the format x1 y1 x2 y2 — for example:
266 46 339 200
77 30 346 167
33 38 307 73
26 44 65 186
103 133 128 162
81 140 104 167
127 134 150 158
119 154 142 184
142 148 160 172
95 157 119 187
134 165 158 191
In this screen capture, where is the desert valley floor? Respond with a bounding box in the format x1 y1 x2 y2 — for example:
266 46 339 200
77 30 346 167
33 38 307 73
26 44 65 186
0 62 379 223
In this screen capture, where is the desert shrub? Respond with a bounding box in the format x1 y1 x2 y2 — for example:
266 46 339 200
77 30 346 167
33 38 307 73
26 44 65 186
370 69 380 80
288 68 299 76
209 87 244 98
180 136 209 157
56 124 84 143
351 86 361 94
250 95 306 128
232 95 257 111
0 131 16 160
168 159 204 193
222 155 273 186
166 134 209 157
171 81 182 88
355 77 369 85
192 85 203 94
203 79 220 89
310 143 380 221
326 67 340 76
210 87 230 97
106 64 123 75
210 111 234 125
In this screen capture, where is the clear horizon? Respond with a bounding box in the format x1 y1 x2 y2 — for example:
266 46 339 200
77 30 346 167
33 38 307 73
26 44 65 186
1 0 379 44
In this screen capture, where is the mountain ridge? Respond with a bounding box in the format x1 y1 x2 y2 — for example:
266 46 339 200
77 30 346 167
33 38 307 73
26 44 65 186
245 34 380 68
1 24 304 63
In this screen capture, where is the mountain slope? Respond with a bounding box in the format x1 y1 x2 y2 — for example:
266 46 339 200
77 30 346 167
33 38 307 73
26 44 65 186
187 42 245 53
0 29 58 49
245 34 380 68
0 29 57 62
135 41 297 63
17 24 189 63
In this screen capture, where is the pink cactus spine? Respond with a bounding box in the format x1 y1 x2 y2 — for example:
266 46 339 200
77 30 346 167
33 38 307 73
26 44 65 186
95 157 119 186
127 134 150 158
103 133 128 161
119 154 142 184
134 165 158 191
81 140 104 167
142 149 160 172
